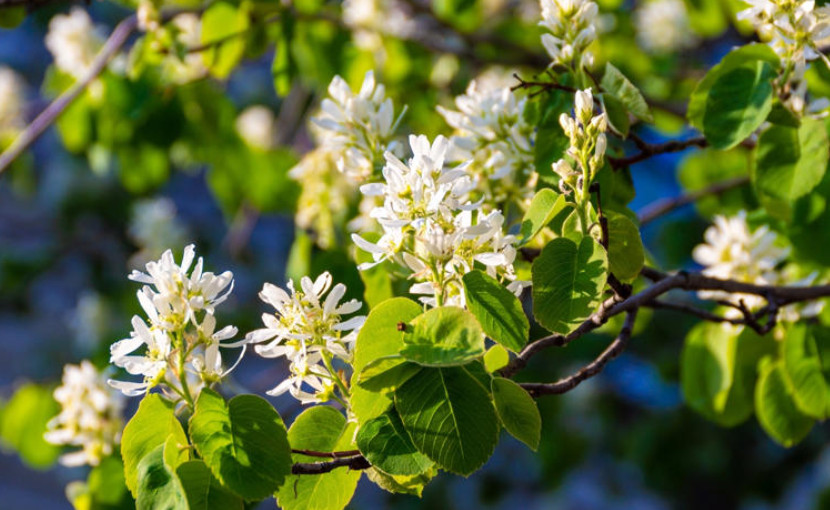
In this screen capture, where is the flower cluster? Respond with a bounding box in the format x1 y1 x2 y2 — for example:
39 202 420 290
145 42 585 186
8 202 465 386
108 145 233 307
45 8 105 81
311 71 404 182
553 88 607 196
108 245 245 401
353 135 525 307
246 272 365 404
437 75 537 209
44 361 124 467
538 0 599 71
692 211 822 321
0 66 24 144
634 0 697 54
738 0 830 114
342 0 415 55
161 14 208 84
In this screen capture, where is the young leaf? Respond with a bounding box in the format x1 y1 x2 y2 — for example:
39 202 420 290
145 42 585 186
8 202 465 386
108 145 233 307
395 367 499 476
782 324 830 419
491 378 542 451
400 306 485 366
189 389 292 500
687 44 779 150
601 63 653 123
462 270 529 352
357 355 423 393
520 188 566 244
176 461 244 510
365 467 437 497
121 394 188 497
356 407 433 476
135 444 187 510
605 212 645 282
753 117 829 201
200 1 250 79
276 407 361 510
350 298 423 426
532 236 609 334
483 344 510 373
602 94 630 137
755 358 815 447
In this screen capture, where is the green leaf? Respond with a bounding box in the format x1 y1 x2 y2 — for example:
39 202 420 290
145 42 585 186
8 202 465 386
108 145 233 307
533 90 572 176
365 467 437 497
483 345 510 373
276 407 361 510
82 455 134 509
601 63 653 123
135 444 187 510
605 212 645 282
753 117 829 201
176 461 244 510
687 44 779 150
357 356 423 393
681 323 774 427
755 358 815 447
782 324 830 419
0 383 60 469
395 367 499 476
163 433 190 472
350 298 423 426
0 7 25 29
121 394 188 497
200 1 250 79
189 389 291 500
602 94 630 137
272 18 295 96
462 270 529 353
520 189 566 244
400 306 485 366
356 407 433 476
532 236 609 334
491 378 541 451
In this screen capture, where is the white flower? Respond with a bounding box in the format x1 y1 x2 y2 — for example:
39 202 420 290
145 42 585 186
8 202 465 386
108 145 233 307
634 0 696 54
162 14 207 84
235 105 276 150
0 66 24 142
437 74 536 208
343 0 415 53
129 244 234 329
247 272 365 404
692 211 790 317
45 361 124 467
108 316 173 396
45 8 104 81
128 197 188 269
312 71 403 182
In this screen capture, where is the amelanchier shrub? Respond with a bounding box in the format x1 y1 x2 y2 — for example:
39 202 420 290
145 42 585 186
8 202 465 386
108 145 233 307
1 0 830 507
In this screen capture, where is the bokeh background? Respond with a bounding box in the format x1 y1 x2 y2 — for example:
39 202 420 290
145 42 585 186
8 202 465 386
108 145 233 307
1 0 830 508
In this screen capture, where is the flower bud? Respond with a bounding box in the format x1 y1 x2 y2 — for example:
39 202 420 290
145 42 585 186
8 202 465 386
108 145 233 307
575 88 594 124
552 159 575 179
595 133 607 159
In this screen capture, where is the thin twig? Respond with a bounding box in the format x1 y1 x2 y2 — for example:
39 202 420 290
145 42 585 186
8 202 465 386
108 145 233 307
291 455 371 475
607 136 709 169
0 14 139 175
637 175 751 225
520 310 637 397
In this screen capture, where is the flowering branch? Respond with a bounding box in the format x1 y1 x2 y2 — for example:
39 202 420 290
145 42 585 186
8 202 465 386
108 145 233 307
520 310 637 397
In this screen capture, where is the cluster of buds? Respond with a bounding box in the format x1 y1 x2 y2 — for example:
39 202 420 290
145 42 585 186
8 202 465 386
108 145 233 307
552 88 607 196
245 272 365 405
352 135 526 307
108 245 247 403
538 0 599 71
438 76 537 210
44 361 124 467
738 0 830 114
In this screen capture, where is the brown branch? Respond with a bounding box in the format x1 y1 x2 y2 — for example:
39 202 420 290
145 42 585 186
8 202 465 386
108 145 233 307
607 136 709 169
291 449 361 458
501 266 830 378
291 455 371 475
520 310 637 397
637 175 751 225
0 14 140 175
